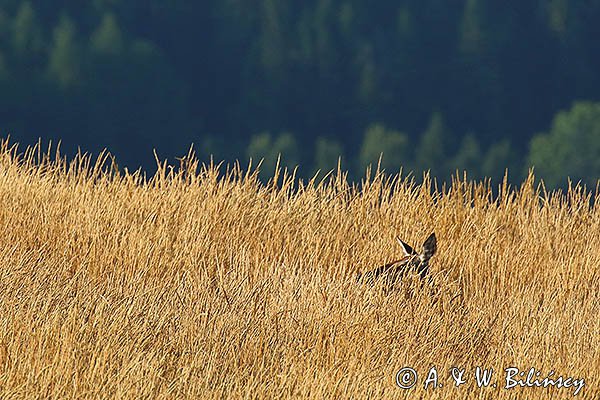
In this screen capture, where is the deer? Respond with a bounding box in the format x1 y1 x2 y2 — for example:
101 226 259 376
357 232 437 287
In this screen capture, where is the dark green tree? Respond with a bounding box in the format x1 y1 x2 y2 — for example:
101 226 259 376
481 140 516 182
84 13 190 165
396 4 413 40
415 112 448 178
314 137 343 173
528 101 600 189
359 123 410 174
90 13 124 56
259 0 286 75
11 1 44 74
356 42 376 106
314 0 334 73
545 0 569 40
459 0 484 55
450 134 482 178
47 15 81 89
247 131 300 178
338 3 354 37
12 2 42 57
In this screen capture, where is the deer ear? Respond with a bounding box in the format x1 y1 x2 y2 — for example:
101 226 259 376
396 237 415 256
422 232 437 260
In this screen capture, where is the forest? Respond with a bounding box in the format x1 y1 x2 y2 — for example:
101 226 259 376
1 0 600 187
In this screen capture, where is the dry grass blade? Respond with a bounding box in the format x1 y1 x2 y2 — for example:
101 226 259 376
0 138 598 399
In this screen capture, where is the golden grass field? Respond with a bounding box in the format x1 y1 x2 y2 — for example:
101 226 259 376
0 139 598 399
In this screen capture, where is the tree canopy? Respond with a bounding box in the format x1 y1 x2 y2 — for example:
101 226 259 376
1 1 599 188
529 102 600 189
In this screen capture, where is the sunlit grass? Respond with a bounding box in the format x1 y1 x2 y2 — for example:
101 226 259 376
0 139 598 399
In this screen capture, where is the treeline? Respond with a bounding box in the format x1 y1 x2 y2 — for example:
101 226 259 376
249 101 600 189
1 1 599 187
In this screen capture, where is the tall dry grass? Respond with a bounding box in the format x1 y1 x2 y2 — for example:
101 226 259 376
0 138 598 399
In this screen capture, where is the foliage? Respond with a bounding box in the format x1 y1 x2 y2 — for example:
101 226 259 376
247 131 300 178
0 1 599 186
90 13 124 56
481 140 514 183
359 123 409 173
314 136 344 173
528 101 600 189
47 15 80 89
449 134 482 178
415 112 448 178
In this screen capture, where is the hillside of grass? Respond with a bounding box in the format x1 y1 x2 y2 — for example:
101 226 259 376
0 139 598 399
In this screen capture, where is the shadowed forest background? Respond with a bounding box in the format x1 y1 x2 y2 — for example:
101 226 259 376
1 1 600 188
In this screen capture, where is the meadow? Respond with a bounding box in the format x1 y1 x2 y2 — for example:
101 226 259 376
0 139 598 399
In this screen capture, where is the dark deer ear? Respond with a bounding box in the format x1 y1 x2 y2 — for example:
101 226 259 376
422 232 437 260
396 237 416 256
